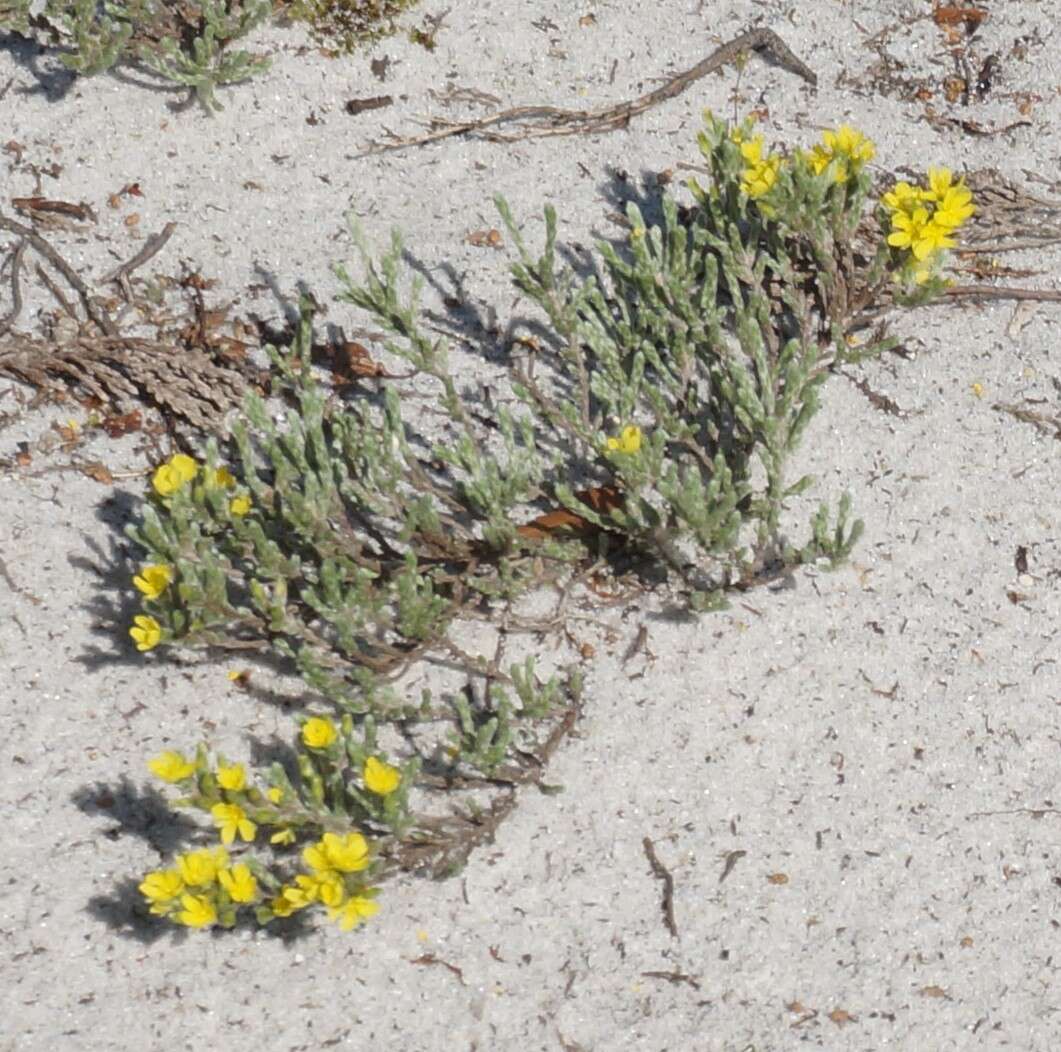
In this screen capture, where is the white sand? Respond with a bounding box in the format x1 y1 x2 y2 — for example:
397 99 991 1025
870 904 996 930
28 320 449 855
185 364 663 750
1 1 1059 1048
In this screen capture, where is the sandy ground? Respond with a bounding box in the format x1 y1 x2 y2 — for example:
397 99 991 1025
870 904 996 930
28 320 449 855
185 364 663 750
1 0 1059 1049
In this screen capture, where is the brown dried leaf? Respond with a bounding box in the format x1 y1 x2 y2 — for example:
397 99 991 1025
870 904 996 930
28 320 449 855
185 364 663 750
516 486 623 541
766 872 789 885
933 4 987 31
465 228 503 249
828 1008 856 1026
12 197 96 222
330 341 393 381
79 460 114 484
52 420 80 445
100 409 142 437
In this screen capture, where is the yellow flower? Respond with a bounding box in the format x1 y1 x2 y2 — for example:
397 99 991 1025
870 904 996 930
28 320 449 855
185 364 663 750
133 564 173 600
807 144 831 176
216 762 247 792
270 893 300 917
151 453 198 497
212 466 237 488
739 137 766 166
130 614 162 652
606 425 642 455
283 871 344 908
229 495 252 517
211 802 257 845
281 876 317 909
177 847 229 887
805 126 874 184
314 872 345 907
887 207 930 252
170 454 198 481
822 125 875 165
932 186 975 230
327 893 380 932
218 863 258 904
148 750 195 783
152 463 183 497
742 158 780 198
301 716 338 750
736 137 782 198
138 869 184 913
881 180 924 215
303 831 371 874
363 757 401 796
270 827 297 846
266 787 284 804
912 220 956 259
924 166 958 201
176 894 217 928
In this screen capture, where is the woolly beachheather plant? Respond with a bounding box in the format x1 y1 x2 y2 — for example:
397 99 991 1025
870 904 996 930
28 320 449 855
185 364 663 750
126 114 972 932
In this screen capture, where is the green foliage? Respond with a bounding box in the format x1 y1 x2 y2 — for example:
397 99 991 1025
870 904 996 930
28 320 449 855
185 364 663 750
0 0 419 110
121 114 976 933
274 0 419 56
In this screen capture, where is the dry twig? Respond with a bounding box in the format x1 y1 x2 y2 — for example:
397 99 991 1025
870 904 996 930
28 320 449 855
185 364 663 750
361 28 816 155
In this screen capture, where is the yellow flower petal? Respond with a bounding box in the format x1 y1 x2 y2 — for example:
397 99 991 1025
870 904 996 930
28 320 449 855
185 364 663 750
364 757 401 796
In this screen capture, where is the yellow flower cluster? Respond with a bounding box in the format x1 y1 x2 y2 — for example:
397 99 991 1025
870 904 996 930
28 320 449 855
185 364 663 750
130 564 172 651
272 832 380 932
142 745 384 933
152 453 198 497
882 167 975 282
737 123 875 204
139 847 259 929
806 125 875 183
133 458 254 652
151 453 251 515
738 136 781 200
